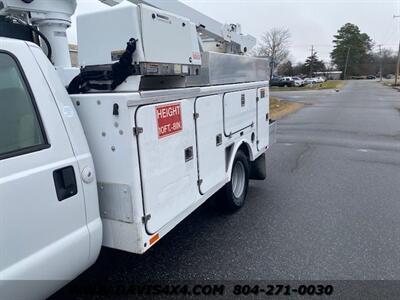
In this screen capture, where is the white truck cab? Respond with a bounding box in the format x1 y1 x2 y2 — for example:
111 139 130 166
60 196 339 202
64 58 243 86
0 39 102 299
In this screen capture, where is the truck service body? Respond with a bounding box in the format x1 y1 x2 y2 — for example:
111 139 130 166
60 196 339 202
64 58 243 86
0 0 275 298
72 79 271 254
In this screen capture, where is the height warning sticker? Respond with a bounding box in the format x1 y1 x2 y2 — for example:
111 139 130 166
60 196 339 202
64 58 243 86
156 103 183 138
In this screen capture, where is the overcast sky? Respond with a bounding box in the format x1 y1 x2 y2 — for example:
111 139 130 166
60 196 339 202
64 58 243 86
67 0 400 63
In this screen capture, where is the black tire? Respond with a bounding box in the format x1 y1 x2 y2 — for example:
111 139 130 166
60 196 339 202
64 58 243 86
217 150 250 212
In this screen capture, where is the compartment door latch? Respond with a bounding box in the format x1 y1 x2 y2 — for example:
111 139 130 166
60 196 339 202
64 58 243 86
142 214 151 224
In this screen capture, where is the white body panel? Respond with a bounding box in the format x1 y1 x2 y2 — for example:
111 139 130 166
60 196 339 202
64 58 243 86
78 2 201 66
77 2 144 67
139 5 201 65
71 81 271 254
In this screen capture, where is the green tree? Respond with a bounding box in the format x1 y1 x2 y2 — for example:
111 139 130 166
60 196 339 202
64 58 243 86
277 60 293 76
292 62 304 76
303 51 326 76
331 23 373 77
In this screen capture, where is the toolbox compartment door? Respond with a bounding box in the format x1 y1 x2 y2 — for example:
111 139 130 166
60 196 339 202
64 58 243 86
135 99 199 234
256 87 270 150
223 89 257 136
195 95 226 194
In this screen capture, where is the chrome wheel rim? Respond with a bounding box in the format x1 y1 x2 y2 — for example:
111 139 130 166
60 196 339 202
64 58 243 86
232 161 246 198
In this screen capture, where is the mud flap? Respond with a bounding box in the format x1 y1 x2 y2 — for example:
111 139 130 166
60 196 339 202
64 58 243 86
249 153 266 180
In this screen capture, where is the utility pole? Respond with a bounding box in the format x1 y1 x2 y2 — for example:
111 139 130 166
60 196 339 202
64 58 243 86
378 44 383 81
269 59 274 80
343 47 351 80
396 41 400 86
395 15 400 86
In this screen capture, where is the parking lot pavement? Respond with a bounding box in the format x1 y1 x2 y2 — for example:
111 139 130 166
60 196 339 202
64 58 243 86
270 85 345 104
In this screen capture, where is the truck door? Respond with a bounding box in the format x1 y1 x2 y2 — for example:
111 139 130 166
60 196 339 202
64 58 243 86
256 87 270 151
194 95 226 194
0 46 89 284
135 99 199 234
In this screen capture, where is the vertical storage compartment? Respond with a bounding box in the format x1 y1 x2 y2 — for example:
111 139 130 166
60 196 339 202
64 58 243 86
223 89 257 136
135 99 199 234
195 95 226 194
256 87 270 150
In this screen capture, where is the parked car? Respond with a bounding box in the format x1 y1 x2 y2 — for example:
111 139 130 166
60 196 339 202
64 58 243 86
314 76 326 83
303 77 325 84
304 78 317 84
270 77 295 87
292 76 304 87
269 77 282 86
281 77 296 87
367 75 376 80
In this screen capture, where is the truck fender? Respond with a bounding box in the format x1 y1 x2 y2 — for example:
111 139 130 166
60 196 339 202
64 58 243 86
226 140 253 181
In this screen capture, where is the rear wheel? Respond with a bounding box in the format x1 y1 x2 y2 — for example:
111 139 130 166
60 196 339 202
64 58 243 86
217 150 250 212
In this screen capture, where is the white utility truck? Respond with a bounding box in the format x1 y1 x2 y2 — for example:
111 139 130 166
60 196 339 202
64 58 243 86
0 0 275 298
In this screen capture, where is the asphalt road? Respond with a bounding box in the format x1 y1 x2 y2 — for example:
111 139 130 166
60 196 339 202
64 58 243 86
55 80 400 297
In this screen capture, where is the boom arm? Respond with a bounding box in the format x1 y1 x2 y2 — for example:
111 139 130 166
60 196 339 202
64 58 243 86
100 0 256 53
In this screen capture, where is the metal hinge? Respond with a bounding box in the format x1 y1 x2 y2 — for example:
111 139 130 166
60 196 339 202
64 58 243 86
197 179 203 187
142 214 151 224
193 112 199 119
133 127 143 136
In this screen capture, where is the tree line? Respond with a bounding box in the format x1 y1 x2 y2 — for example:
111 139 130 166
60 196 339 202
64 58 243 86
253 23 398 78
